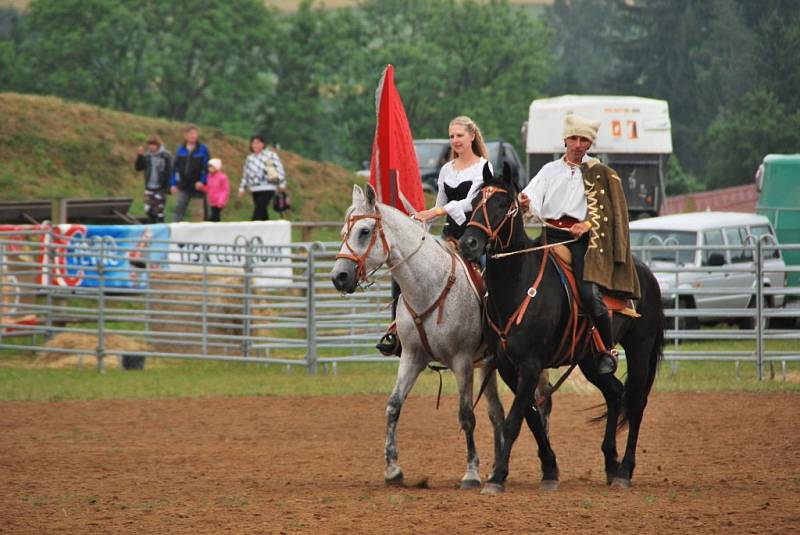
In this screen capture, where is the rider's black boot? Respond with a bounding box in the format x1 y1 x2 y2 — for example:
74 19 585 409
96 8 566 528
593 312 618 375
376 280 403 357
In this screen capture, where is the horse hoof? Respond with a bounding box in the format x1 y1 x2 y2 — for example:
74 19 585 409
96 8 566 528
480 482 505 495
460 479 481 490
610 477 631 489
539 479 559 491
384 468 404 487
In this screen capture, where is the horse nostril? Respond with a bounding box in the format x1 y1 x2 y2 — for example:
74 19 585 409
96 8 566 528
466 237 477 250
336 271 348 282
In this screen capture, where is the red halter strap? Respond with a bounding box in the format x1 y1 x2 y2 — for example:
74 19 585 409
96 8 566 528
335 208 391 285
466 185 518 250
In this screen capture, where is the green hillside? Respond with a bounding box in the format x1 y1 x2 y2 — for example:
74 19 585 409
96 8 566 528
0 0 553 11
0 93 361 226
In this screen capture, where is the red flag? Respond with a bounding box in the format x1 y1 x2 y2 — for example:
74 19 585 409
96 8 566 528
369 65 425 215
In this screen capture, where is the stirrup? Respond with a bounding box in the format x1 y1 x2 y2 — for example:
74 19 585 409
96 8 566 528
596 348 619 375
376 323 401 357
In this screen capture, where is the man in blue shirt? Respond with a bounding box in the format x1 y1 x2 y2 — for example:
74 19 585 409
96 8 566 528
171 124 210 222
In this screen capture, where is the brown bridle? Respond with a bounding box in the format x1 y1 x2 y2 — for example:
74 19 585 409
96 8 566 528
335 207 390 286
466 185 519 250
466 185 549 354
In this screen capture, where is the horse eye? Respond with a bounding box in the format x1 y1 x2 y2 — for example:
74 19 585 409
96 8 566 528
359 227 371 238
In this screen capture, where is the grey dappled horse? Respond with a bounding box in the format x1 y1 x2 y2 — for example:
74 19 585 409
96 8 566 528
330 184 505 488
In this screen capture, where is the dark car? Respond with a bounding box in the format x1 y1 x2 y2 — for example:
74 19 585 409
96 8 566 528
413 139 529 193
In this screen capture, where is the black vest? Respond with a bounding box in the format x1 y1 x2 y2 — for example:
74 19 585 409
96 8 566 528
441 181 473 240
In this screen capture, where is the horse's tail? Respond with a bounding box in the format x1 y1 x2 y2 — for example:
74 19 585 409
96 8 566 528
616 262 666 429
644 299 666 394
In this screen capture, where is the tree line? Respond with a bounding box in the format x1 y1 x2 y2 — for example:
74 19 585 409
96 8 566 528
1 0 798 194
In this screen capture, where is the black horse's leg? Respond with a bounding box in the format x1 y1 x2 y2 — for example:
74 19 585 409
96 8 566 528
484 360 554 494
611 338 653 488
523 402 559 489
494 360 559 488
578 355 625 484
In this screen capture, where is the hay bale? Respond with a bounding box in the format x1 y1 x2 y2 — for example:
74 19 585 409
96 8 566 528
36 333 151 369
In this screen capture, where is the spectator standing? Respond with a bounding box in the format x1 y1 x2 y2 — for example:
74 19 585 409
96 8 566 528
134 135 172 223
171 124 210 222
238 135 286 221
202 158 230 222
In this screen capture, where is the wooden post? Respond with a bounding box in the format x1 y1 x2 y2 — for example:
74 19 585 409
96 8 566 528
51 198 68 224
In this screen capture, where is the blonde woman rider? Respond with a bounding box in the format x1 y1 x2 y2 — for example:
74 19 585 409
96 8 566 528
377 116 491 355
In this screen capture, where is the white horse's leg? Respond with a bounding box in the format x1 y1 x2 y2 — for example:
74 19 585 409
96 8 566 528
478 365 505 482
450 356 482 489
384 352 428 485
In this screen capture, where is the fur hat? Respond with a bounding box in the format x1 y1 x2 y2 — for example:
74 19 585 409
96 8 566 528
208 158 222 171
562 114 600 143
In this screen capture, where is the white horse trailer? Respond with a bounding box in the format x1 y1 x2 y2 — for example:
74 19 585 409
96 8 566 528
525 95 672 219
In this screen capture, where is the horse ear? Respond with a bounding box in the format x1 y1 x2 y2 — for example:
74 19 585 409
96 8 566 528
365 183 377 209
352 184 365 207
483 161 494 183
502 161 517 190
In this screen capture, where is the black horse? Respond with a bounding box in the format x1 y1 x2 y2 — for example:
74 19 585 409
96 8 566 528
459 164 665 494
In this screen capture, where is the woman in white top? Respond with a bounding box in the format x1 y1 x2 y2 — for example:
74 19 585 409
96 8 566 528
238 135 286 221
377 116 490 356
413 116 491 239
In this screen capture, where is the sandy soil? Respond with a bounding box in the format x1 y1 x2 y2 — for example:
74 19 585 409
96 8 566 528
1 391 798 534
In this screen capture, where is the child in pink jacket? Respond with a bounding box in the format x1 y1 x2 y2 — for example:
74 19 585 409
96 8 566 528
203 158 230 222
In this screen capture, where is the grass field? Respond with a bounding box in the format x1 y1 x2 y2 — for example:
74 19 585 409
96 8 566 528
1 349 798 403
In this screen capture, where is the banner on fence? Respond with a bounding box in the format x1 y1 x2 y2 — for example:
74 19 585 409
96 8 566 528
167 221 292 286
2 221 293 289
0 224 43 328
43 224 170 288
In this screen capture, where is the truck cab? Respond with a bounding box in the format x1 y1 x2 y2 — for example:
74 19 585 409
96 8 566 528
756 154 800 321
525 95 672 219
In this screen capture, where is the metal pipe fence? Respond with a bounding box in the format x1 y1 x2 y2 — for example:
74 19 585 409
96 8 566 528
1 228 799 379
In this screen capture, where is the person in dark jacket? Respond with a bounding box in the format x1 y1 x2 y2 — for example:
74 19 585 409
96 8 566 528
518 114 640 374
170 124 210 222
135 135 172 223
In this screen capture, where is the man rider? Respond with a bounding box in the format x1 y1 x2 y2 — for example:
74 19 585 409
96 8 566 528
518 114 640 374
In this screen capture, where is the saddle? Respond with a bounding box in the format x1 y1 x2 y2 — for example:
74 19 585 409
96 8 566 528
546 249 639 368
550 244 640 318
442 237 485 299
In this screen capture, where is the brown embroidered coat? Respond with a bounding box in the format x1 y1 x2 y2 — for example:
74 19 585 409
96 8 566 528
581 158 641 299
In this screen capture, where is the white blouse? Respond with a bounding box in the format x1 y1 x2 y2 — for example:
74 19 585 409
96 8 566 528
435 158 492 225
521 155 590 221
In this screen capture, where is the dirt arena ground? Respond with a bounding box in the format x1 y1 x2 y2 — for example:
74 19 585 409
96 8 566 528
1 391 798 534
